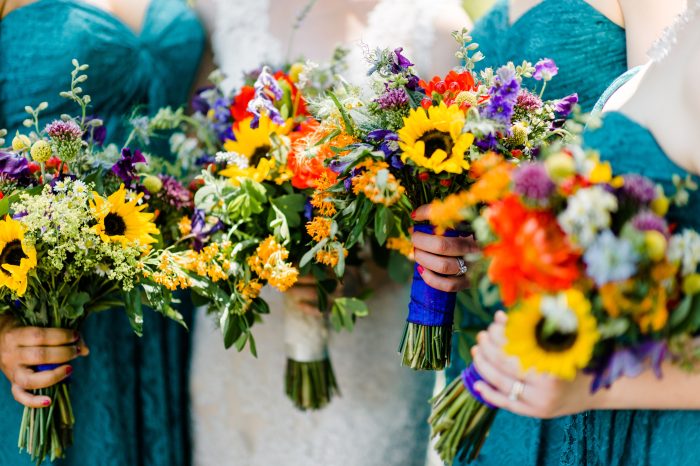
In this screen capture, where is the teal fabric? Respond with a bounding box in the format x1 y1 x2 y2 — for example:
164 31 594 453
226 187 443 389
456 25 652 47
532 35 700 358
0 1 204 465
448 0 629 383
470 0 627 112
468 111 700 466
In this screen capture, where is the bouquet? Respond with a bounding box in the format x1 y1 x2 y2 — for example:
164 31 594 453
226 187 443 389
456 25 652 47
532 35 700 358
175 56 368 410
427 142 700 464
303 29 576 370
0 61 189 464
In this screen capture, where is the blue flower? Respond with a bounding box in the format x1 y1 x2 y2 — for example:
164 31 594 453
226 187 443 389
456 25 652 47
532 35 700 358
583 230 640 286
482 66 520 126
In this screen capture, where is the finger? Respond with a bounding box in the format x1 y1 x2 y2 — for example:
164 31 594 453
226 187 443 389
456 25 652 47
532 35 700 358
414 249 463 276
473 381 537 417
295 275 317 286
494 311 507 325
11 384 52 409
472 348 516 395
12 327 79 347
76 338 90 356
17 345 80 366
487 321 507 347
417 266 469 293
412 204 432 222
411 231 474 257
477 331 521 378
13 365 72 390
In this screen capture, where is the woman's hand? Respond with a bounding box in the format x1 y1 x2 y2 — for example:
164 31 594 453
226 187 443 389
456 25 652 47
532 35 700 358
472 312 596 419
411 204 478 292
286 275 324 317
0 316 89 408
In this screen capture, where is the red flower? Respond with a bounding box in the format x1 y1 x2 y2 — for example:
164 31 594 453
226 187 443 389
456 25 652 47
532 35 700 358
418 172 430 182
274 71 308 118
484 195 581 306
511 149 524 159
419 70 480 109
439 179 452 187
230 85 255 125
27 162 41 174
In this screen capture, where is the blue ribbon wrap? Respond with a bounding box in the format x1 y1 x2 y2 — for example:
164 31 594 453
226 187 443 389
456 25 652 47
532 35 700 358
36 363 72 382
462 363 497 409
407 224 464 327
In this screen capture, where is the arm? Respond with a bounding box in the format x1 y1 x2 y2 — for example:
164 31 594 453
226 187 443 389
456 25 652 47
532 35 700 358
619 0 687 67
472 312 700 419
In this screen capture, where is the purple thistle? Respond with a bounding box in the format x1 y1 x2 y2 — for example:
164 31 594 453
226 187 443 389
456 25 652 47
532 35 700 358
554 93 579 117
588 341 666 393
620 174 657 204
157 175 193 210
533 58 558 81
46 120 82 141
516 90 542 111
513 163 555 201
375 88 409 109
111 148 147 186
475 133 498 151
190 209 224 251
631 211 670 238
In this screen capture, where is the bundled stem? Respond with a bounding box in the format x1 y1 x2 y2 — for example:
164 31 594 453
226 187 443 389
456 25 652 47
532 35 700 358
19 383 74 465
429 370 497 464
285 358 339 410
399 323 452 370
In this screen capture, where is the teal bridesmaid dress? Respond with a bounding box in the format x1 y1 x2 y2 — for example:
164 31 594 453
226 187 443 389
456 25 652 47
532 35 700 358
470 110 700 466
0 1 204 465
448 0 628 383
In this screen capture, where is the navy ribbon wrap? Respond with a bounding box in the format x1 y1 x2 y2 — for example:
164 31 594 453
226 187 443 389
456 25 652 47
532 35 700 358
463 364 496 409
407 224 464 327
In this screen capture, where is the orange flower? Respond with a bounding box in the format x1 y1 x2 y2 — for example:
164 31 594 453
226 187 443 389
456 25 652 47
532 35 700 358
287 119 339 190
230 85 255 126
468 153 515 204
600 279 669 333
485 195 581 306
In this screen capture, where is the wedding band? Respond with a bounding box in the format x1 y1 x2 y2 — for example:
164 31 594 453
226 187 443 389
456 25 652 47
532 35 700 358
453 257 468 277
508 380 525 402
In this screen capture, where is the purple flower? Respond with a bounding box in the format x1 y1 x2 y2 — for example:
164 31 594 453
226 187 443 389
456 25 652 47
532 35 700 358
329 158 351 174
554 93 579 117
247 67 285 128
631 211 670 237
392 48 414 72
253 67 283 101
157 175 193 210
375 88 409 109
482 66 520 126
191 86 214 114
303 198 314 221
195 154 217 166
0 151 31 180
112 148 147 186
475 133 498 151
367 129 400 157
46 120 82 141
513 163 555 201
533 59 558 81
83 116 107 146
516 90 542 111
620 174 657 204
589 341 666 392
190 209 224 251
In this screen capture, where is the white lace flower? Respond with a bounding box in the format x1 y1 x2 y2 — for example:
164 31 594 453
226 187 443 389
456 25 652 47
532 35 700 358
558 186 618 248
668 230 700 276
216 151 249 169
540 293 578 333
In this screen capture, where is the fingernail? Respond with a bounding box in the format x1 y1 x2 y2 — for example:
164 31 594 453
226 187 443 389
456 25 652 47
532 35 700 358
417 265 425 275
42 399 51 407
410 210 416 219
65 366 73 376
73 331 80 341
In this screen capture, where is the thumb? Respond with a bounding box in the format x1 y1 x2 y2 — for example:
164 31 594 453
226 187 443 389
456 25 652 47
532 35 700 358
411 204 431 222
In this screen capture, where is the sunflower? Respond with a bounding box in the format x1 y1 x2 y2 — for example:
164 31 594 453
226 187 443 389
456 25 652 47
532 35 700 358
91 186 160 246
0 216 37 296
504 290 599 380
398 102 474 174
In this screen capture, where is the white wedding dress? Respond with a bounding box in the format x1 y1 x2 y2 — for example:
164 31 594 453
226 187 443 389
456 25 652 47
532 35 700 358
190 2 469 465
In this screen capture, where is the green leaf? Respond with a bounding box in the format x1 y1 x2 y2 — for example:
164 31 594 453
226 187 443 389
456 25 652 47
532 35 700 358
300 238 328 268
0 197 10 217
271 194 306 228
388 251 413 283
374 205 394 246
65 292 91 320
670 295 693 330
328 91 355 137
330 297 369 332
123 288 144 337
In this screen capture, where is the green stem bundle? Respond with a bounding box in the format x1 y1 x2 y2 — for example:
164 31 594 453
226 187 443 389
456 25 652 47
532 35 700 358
399 322 452 370
285 358 339 411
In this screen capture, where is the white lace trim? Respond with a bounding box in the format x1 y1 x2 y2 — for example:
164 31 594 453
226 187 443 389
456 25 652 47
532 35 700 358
283 296 329 362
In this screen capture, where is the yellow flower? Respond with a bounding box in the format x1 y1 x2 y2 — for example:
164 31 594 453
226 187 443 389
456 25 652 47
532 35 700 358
178 216 192 236
0 216 37 296
398 102 474 174
588 160 613 184
12 132 31 152
315 248 347 268
221 115 287 186
306 217 332 242
386 235 414 259
428 192 472 235
248 237 299 291
310 172 337 216
351 160 405 206
90 185 160 246
683 274 700 295
148 252 192 291
237 279 263 302
30 140 52 163
505 290 599 381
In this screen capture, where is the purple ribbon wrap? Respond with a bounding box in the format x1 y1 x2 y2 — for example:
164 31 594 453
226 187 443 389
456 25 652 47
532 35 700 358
462 363 497 409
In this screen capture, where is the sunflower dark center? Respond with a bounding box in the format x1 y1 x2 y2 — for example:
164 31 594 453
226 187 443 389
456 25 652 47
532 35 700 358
419 130 453 157
104 212 127 236
250 145 272 167
0 240 26 267
535 318 578 352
